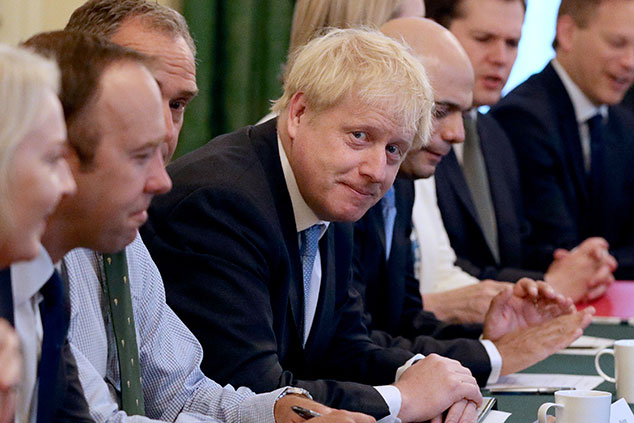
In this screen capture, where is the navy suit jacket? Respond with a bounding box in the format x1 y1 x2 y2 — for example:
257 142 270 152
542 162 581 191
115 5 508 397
434 113 543 282
623 87 634 111
142 119 414 419
353 178 492 386
491 63 634 279
0 268 93 423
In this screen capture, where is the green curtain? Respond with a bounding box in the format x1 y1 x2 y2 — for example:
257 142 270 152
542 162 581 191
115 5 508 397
175 0 294 159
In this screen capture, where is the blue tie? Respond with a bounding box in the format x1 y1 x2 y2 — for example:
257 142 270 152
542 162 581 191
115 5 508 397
37 271 68 423
300 224 322 341
381 186 397 260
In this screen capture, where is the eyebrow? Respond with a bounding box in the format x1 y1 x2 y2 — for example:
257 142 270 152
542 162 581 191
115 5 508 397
155 79 199 100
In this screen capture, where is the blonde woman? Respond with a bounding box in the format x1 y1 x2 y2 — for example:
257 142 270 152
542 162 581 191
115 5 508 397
0 44 76 422
289 0 425 54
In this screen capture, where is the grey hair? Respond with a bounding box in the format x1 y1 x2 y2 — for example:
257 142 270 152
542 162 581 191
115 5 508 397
65 0 196 56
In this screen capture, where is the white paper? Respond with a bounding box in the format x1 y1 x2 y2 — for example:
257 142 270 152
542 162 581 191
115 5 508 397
557 335 614 356
487 373 604 390
611 398 634 423
482 410 511 423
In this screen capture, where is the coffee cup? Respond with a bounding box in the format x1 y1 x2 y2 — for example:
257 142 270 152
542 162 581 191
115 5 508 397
595 339 634 403
537 390 611 423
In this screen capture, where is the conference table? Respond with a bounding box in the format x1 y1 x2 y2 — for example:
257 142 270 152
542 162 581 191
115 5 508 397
489 322 634 422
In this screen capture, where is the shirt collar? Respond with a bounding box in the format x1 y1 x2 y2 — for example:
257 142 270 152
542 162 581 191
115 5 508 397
552 59 608 123
11 246 54 305
277 135 329 234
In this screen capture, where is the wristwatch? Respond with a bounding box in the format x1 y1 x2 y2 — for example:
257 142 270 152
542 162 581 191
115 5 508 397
276 386 313 401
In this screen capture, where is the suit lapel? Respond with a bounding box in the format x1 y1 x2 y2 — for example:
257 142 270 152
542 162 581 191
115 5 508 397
250 119 304 341
439 150 482 233
544 64 590 204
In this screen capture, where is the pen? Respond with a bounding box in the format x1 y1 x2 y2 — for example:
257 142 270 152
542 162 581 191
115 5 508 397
291 405 322 420
488 386 576 395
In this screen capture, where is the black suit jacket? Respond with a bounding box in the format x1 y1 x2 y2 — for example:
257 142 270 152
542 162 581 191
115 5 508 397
0 268 93 423
434 113 544 282
353 178 492 386
491 63 634 279
142 119 413 419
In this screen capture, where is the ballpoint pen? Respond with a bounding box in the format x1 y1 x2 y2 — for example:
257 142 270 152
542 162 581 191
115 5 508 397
488 386 576 395
292 405 322 420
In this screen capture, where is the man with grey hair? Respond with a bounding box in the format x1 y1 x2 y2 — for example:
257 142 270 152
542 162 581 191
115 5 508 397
65 0 198 163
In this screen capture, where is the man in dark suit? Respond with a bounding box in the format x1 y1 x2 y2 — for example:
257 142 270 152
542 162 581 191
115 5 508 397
423 0 616 305
491 0 634 279
144 28 484 423
352 16 594 388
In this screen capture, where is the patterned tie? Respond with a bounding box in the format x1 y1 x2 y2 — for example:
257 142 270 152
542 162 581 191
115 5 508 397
300 224 322 343
102 251 145 416
37 271 68 423
381 186 397 261
462 115 500 264
587 114 605 213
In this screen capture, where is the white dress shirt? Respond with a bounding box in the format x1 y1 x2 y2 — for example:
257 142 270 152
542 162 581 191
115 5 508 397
412 177 479 294
551 60 608 173
278 137 424 423
11 247 54 423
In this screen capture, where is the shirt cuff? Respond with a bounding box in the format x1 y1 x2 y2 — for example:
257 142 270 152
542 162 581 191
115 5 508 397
374 385 402 423
480 339 502 385
373 354 425 423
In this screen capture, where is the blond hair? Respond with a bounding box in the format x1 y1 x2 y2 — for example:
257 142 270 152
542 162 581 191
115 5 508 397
273 27 433 150
289 0 406 54
0 44 60 234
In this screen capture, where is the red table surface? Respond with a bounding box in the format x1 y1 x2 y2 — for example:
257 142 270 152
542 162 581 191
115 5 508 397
578 281 634 318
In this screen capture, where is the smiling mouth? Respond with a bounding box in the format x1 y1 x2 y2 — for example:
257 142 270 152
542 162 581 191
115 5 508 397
342 182 375 198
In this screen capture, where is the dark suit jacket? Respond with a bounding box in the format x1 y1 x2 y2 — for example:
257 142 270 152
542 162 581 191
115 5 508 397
623 87 634 111
0 268 93 423
491 63 634 279
142 119 414 419
353 178 492 386
434 113 544 282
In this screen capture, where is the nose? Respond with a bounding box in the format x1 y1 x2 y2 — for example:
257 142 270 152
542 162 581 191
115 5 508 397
146 148 173 195
487 40 509 66
57 158 77 197
162 101 178 163
440 113 466 145
359 144 388 183
621 45 634 71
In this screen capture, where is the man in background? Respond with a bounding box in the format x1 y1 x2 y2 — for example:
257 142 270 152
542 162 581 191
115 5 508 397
492 0 634 279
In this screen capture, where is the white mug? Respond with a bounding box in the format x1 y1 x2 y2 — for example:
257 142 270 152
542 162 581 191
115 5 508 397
595 339 634 403
537 390 611 423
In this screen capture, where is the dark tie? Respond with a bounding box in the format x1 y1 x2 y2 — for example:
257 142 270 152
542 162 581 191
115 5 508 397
102 251 145 415
462 115 500 264
381 186 397 261
300 224 322 343
37 271 68 423
0 268 14 325
587 114 605 223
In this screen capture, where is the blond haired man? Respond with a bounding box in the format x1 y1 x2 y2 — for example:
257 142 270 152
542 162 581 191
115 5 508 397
144 28 482 423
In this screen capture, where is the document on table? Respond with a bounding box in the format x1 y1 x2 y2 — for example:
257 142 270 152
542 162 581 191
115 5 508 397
486 373 604 391
481 410 511 423
556 335 614 356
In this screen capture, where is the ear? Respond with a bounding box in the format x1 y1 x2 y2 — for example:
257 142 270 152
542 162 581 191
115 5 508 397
556 14 577 53
286 91 308 141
